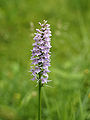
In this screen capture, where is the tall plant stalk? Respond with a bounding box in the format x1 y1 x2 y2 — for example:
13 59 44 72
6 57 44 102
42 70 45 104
30 20 51 120
38 78 42 120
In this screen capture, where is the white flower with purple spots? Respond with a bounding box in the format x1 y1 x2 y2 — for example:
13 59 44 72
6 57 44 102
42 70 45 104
31 20 51 84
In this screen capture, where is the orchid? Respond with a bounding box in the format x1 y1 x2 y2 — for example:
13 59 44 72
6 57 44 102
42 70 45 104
31 20 51 84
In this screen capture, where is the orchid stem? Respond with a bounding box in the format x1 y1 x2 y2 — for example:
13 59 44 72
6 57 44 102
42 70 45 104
38 73 42 120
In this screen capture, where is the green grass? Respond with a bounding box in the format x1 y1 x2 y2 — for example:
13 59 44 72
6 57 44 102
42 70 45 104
0 0 90 119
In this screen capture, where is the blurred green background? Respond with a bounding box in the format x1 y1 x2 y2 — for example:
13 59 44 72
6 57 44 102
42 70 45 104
0 0 90 120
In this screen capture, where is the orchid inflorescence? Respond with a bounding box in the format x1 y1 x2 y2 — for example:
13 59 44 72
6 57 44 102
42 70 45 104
31 20 52 84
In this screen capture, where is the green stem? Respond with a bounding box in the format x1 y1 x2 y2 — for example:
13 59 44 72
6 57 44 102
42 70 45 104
38 74 42 120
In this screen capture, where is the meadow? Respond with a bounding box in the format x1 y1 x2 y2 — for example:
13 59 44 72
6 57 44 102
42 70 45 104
0 0 90 120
